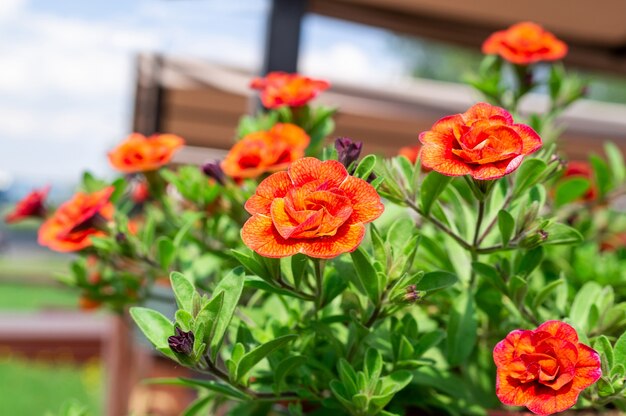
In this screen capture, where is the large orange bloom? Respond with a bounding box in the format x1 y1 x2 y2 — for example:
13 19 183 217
108 133 184 173
241 158 384 259
5 186 49 223
38 187 115 252
250 72 330 109
419 103 542 180
482 22 567 65
221 123 310 179
494 321 601 416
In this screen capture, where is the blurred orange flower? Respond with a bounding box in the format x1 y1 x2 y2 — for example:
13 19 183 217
419 102 542 180
79 295 101 311
482 22 567 65
494 320 601 416
4 186 49 223
38 186 115 252
250 72 330 109
221 123 310 178
399 145 421 164
241 157 384 259
108 133 184 173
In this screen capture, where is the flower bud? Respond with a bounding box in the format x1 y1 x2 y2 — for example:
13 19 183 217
201 161 225 185
519 229 549 249
335 137 363 172
168 327 195 355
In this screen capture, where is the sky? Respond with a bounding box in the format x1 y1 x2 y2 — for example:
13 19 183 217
0 0 407 192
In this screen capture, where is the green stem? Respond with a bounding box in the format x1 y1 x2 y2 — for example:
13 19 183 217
404 198 472 251
469 199 486 289
313 259 325 311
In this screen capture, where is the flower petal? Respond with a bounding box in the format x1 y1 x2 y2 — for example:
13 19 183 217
512 124 543 155
535 321 579 344
241 215 302 258
299 223 366 259
245 171 293 215
471 155 524 180
289 158 348 188
463 102 513 125
338 176 384 224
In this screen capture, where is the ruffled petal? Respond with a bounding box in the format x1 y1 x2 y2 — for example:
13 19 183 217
339 176 384 224
299 223 365 259
245 171 293 215
241 215 302 258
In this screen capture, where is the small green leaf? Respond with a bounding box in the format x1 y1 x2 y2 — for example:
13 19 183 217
532 278 564 310
350 247 381 304
415 271 458 293
354 154 377 180
148 377 249 401
210 267 245 361
555 177 590 207
497 210 515 246
231 250 268 280
590 155 612 197
604 142 625 184
543 223 583 246
130 307 175 359
508 275 528 307
472 262 507 293
182 396 212 416
364 348 383 381
196 291 224 344
613 331 626 368
170 272 195 314
235 334 297 382
175 310 194 331
570 282 602 333
514 159 547 196
593 335 614 370
420 172 452 215
517 247 544 276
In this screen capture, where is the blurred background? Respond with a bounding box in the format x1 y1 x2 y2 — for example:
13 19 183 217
1 0 626 414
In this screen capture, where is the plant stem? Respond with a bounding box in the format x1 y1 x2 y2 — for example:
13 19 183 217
404 198 472 251
313 259 325 311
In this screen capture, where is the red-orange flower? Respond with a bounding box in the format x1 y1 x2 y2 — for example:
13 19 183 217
419 103 542 180
482 22 567 65
4 186 49 223
250 72 330 109
38 187 115 252
221 123 310 179
494 320 601 415
241 157 384 259
108 133 184 173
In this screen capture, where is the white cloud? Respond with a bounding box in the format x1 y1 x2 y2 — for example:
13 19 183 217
0 0 25 20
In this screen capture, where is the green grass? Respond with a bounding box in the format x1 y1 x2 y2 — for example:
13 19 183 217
0 283 78 310
0 356 103 415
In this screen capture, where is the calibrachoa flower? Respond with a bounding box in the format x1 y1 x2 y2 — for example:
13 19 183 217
4 186 49 223
494 320 601 415
108 133 184 173
221 123 310 179
419 102 542 180
38 187 115 252
241 157 384 259
250 71 330 109
482 22 567 65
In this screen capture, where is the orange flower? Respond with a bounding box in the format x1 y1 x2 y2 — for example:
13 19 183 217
79 295 101 311
494 321 601 415
241 157 384 259
38 187 115 252
221 123 310 179
4 186 49 223
398 145 421 164
562 161 597 202
482 22 567 65
250 72 330 109
108 133 184 173
419 103 542 180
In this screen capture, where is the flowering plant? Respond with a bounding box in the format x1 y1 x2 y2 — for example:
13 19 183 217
7 26 626 416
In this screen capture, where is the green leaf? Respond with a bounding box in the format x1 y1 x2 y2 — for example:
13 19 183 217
130 307 175 360
235 334 297 382
364 348 383 382
590 154 612 197
274 355 307 393
472 262 507 293
173 213 202 248
594 335 614 370
604 142 625 184
354 154 377 180
514 159 547 196
170 272 195 314
196 292 223 342
231 250 268 280
175 310 194 332
543 223 583 246
210 267 245 361
508 275 528 307
156 237 176 270
148 377 249 401
420 171 452 215
350 247 381 304
446 292 477 366
613 331 626 369
532 278 564 310
517 247 543 276
570 282 603 333
415 271 458 293
497 210 515 246
182 396 212 416
555 177 590 206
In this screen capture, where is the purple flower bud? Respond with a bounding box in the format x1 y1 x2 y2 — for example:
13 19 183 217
201 161 225 185
168 327 195 355
335 137 363 172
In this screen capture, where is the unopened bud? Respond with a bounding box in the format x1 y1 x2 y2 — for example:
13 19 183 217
335 137 363 172
201 161 225 185
168 327 195 355
519 229 549 249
